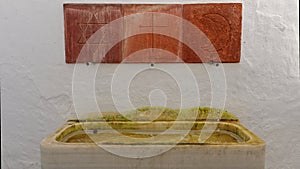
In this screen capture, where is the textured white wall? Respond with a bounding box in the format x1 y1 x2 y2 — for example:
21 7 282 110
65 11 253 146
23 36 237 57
1 0 299 169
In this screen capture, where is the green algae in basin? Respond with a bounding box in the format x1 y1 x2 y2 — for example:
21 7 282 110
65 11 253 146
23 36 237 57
56 120 256 145
63 130 240 144
77 106 239 122
65 107 242 145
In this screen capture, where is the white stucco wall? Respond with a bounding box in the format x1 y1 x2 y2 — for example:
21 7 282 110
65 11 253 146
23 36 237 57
1 0 299 169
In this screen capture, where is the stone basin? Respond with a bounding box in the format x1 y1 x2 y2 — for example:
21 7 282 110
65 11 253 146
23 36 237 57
41 107 265 169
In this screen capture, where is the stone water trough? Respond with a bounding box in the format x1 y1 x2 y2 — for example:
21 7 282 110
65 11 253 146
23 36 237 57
41 107 265 169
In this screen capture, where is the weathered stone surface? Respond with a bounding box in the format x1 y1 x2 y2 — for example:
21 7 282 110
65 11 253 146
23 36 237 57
64 4 123 63
122 4 183 63
182 3 242 63
41 120 265 169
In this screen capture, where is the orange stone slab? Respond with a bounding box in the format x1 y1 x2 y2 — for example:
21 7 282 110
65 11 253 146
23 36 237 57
122 4 183 63
182 3 242 63
64 4 123 63
64 3 242 64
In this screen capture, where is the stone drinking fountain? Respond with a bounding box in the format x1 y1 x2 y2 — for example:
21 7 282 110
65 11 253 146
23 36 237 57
41 3 265 169
41 107 265 169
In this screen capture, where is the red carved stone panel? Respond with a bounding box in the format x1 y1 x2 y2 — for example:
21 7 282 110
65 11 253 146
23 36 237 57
122 4 183 63
182 3 242 63
64 4 123 63
64 3 242 63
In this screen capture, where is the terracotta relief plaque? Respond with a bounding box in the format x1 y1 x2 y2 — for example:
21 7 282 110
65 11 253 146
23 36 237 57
64 3 242 63
64 4 123 63
122 4 182 63
182 3 242 63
